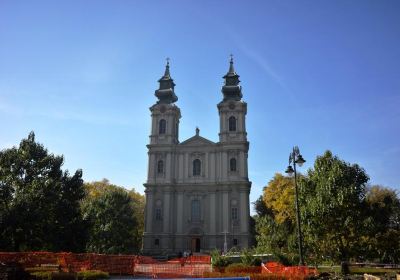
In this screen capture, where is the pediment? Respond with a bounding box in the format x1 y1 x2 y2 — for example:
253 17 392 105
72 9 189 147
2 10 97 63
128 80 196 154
179 135 216 146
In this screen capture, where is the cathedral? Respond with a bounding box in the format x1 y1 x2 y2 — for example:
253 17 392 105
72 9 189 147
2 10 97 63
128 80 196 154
142 58 251 255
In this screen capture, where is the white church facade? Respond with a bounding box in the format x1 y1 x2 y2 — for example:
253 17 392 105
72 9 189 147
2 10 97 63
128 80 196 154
142 58 251 254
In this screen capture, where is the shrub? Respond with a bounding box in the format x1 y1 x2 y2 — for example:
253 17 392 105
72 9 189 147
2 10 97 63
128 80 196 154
273 253 293 266
77 270 109 280
51 272 77 280
240 249 262 266
211 249 232 269
30 271 52 280
203 271 309 280
31 272 79 280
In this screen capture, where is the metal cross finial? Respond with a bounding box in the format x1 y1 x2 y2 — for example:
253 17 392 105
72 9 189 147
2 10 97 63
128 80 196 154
166 57 170 65
229 54 233 62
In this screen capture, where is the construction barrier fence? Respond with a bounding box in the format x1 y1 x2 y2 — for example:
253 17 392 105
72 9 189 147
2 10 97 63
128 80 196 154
0 252 212 277
261 262 318 278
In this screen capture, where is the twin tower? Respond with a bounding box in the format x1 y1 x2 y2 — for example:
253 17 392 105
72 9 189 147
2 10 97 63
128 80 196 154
143 58 251 255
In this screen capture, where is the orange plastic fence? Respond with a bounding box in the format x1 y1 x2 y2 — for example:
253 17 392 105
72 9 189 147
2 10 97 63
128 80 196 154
261 262 317 278
0 252 212 277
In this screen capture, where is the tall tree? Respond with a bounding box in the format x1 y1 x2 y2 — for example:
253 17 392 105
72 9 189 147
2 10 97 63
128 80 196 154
252 195 271 217
263 173 295 224
83 180 144 254
299 150 369 263
255 173 298 261
361 185 400 262
0 132 86 251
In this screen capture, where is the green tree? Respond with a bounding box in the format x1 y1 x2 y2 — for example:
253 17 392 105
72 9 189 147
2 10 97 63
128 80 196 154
128 189 145 250
0 132 86 251
82 181 143 254
255 174 298 260
361 185 400 262
252 195 272 217
299 150 369 263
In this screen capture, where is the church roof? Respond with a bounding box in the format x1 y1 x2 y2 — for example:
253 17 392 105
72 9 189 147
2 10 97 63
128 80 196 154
221 55 243 102
180 131 216 146
155 59 178 104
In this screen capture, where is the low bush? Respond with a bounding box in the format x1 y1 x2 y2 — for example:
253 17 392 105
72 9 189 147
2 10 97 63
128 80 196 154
51 272 77 280
77 270 109 280
30 270 108 280
203 271 309 280
211 250 232 269
241 249 262 266
30 271 52 280
225 263 261 274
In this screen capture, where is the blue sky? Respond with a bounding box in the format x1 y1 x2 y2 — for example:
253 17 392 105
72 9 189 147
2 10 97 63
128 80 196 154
1 0 399 210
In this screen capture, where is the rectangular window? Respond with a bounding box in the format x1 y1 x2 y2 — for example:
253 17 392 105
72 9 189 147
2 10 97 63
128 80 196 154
191 200 201 222
231 207 238 220
155 208 162 220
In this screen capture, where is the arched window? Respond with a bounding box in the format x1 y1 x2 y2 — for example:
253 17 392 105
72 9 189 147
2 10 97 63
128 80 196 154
159 119 166 134
230 158 237 172
157 160 164 174
193 159 201 176
229 116 236 131
191 200 201 222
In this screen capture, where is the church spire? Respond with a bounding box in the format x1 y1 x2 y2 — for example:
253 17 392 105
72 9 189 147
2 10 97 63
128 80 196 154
163 58 171 79
155 58 178 104
222 55 243 101
228 54 236 75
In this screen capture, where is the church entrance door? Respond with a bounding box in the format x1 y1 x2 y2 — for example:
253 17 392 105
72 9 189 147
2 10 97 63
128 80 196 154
191 238 201 252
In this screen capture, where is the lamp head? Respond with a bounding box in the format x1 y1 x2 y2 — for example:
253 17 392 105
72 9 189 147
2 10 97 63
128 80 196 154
295 154 306 167
285 165 295 176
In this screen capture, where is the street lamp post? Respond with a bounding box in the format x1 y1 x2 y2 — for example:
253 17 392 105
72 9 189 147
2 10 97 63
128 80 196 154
285 146 306 266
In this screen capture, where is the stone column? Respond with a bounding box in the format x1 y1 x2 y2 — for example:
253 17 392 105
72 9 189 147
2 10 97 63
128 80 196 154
166 153 171 182
210 153 215 181
148 153 156 183
222 190 229 232
205 152 209 179
239 189 248 233
145 190 153 233
185 153 189 178
163 191 171 233
178 153 184 181
177 191 184 233
222 152 227 181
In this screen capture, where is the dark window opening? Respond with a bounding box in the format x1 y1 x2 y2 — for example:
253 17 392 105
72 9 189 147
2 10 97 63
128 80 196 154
159 119 166 134
230 158 237 172
155 208 162 220
157 160 164 174
191 200 201 222
232 207 238 220
233 239 238 246
229 116 236 132
155 239 159 246
193 159 201 176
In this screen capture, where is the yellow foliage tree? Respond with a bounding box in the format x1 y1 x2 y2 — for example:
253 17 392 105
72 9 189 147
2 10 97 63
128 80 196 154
262 173 295 224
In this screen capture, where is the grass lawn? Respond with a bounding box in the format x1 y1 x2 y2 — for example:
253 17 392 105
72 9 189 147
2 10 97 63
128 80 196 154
317 266 399 276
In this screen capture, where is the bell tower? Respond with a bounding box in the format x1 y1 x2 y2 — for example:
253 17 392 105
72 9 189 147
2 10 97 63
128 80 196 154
149 59 181 146
147 60 181 187
218 56 248 143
